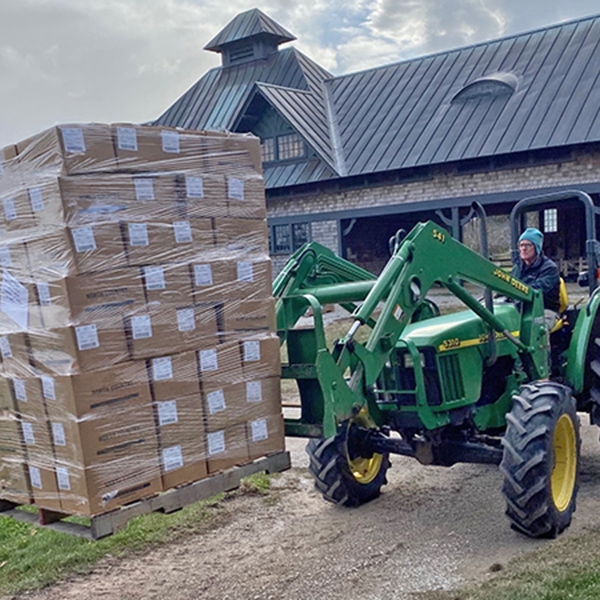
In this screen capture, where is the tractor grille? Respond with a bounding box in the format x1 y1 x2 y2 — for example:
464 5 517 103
438 354 465 401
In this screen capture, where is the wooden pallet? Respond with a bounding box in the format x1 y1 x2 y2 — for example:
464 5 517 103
0 451 291 540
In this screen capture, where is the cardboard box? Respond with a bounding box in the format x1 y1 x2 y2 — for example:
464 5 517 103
177 172 228 218
16 124 118 176
27 460 62 512
149 350 201 401
206 423 249 474
0 377 14 410
154 392 208 489
246 413 285 461
112 124 208 172
0 240 30 275
0 145 20 195
191 258 235 304
141 263 193 305
220 298 276 336
126 302 218 360
36 268 145 328
0 273 45 335
1 189 37 231
8 376 44 419
200 131 262 175
240 334 281 379
58 173 185 225
197 340 243 385
0 456 31 504
25 224 128 278
213 218 269 254
226 175 267 219
0 333 33 378
57 454 163 516
202 382 246 432
29 322 130 375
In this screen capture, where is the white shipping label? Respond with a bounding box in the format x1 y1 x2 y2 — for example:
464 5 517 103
157 400 178 426
72 227 97 252
194 264 213 286
143 266 165 291
0 336 11 358
1 270 28 329
228 177 244 201
3 198 16 221
128 223 149 247
29 187 44 212
13 378 27 401
177 308 195 332
161 130 180 153
61 127 86 153
186 176 204 198
37 282 52 306
173 220 192 244
199 348 218 372
75 324 100 351
246 381 263 403
207 430 226 456
21 421 35 445
131 315 152 339
251 418 269 442
0 247 11 267
237 261 254 283
152 357 173 381
117 126 138 151
52 422 66 446
133 177 155 201
56 466 71 491
243 340 261 362
29 465 42 489
207 389 226 414
41 375 56 400
162 445 184 472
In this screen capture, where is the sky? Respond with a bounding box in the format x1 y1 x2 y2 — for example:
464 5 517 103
0 0 599 147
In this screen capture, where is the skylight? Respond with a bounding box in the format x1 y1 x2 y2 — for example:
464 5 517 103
452 72 518 102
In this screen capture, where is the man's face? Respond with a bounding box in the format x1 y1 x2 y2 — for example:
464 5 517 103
519 240 537 266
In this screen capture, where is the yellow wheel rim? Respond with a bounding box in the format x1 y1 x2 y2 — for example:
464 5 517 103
348 453 384 484
345 408 384 485
551 414 577 512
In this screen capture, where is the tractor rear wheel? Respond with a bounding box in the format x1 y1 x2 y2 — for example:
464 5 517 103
307 423 390 507
500 381 580 538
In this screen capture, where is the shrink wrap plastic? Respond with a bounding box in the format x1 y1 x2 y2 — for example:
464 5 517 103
0 124 283 516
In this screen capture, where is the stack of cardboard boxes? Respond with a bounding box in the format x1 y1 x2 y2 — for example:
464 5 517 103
0 123 283 516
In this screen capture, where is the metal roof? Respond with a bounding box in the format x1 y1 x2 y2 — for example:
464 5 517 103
156 12 600 190
204 8 295 52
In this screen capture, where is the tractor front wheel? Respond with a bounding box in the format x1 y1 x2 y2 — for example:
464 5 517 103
500 381 580 538
307 426 390 507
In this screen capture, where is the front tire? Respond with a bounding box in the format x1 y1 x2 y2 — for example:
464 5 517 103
307 427 390 507
500 381 580 538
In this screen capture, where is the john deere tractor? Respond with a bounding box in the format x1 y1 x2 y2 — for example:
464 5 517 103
274 190 600 538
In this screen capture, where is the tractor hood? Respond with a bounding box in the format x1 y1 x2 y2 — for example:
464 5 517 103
402 302 521 352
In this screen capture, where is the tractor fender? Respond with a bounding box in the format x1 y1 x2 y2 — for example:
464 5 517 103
565 289 600 394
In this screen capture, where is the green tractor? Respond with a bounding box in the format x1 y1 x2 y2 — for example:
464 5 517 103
274 190 600 538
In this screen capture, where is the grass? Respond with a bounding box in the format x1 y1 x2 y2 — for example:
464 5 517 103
0 473 276 597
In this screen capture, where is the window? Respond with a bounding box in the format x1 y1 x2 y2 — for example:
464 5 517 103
544 208 558 233
261 138 275 163
277 133 305 160
259 133 306 163
270 223 311 254
292 223 310 249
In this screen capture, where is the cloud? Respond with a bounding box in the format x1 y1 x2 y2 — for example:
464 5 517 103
0 0 599 146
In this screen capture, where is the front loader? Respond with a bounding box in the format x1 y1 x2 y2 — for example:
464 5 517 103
274 191 600 538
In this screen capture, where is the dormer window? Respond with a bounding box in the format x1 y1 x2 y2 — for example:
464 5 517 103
261 133 305 163
452 72 518 102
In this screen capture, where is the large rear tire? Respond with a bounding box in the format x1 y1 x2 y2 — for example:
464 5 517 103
500 381 580 538
307 423 390 507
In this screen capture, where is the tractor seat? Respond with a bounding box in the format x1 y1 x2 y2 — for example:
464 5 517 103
548 278 569 334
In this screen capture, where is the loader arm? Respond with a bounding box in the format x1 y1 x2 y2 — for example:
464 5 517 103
276 221 547 438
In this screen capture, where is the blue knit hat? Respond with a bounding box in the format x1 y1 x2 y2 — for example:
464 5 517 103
519 227 543 255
